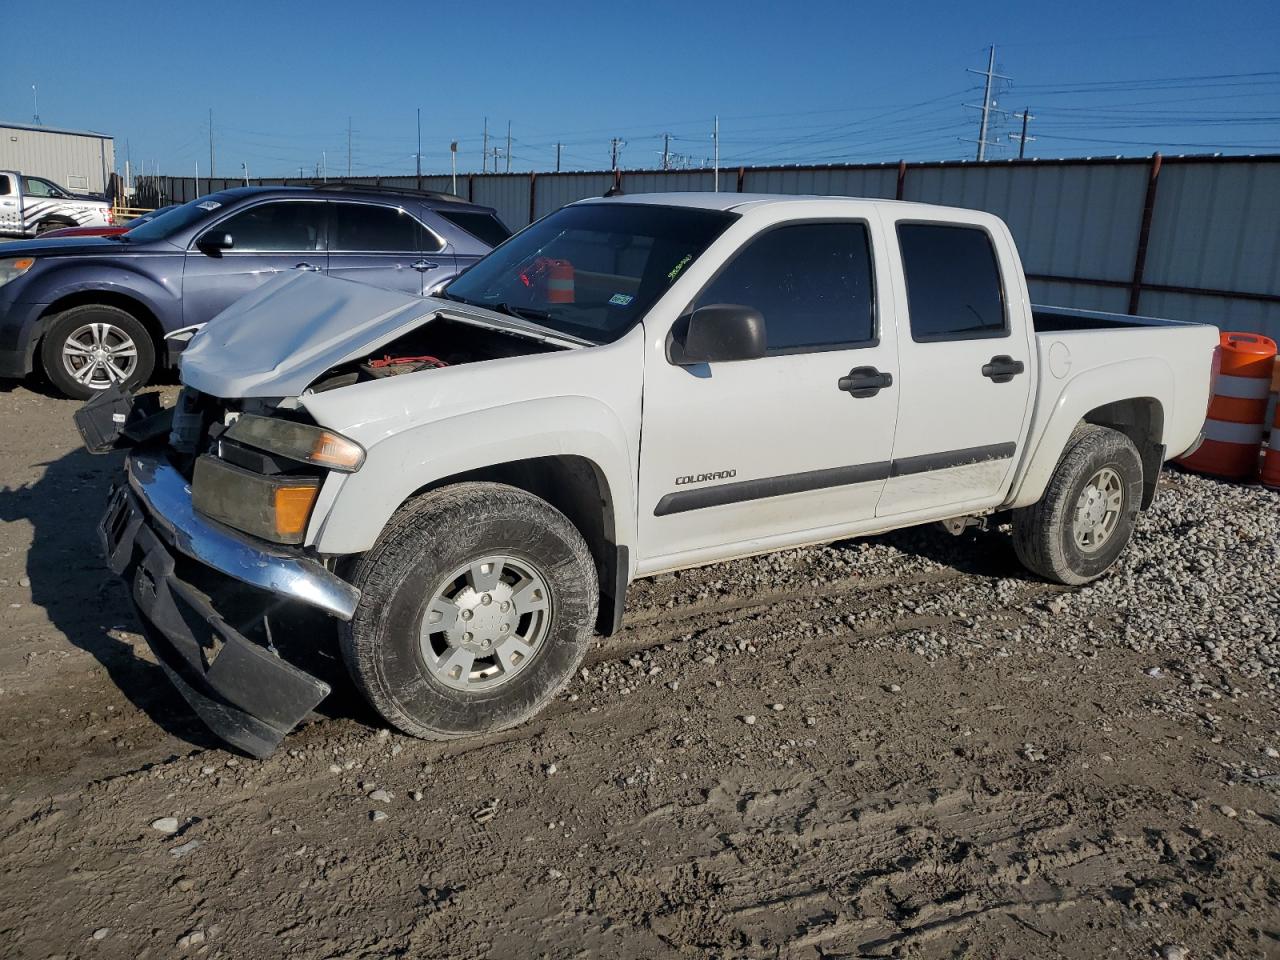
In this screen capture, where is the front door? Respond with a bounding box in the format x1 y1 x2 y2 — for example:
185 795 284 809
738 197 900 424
326 201 453 295
0 174 19 234
182 199 328 326
875 216 1034 517
638 219 899 569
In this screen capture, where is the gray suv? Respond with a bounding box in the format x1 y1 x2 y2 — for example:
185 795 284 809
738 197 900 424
0 184 510 398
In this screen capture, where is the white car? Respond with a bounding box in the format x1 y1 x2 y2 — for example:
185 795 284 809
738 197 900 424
0 170 114 237
85 193 1219 757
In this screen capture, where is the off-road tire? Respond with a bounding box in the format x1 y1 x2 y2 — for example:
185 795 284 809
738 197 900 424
1012 425 1143 585
340 482 599 740
40 304 156 400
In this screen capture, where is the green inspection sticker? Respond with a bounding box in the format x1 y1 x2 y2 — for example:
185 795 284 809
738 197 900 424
667 254 693 281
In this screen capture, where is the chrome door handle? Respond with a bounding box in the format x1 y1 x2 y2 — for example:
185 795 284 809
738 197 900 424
294 262 321 272
411 260 439 272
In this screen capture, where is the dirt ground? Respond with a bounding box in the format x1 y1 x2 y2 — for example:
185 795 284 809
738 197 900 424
0 380 1277 960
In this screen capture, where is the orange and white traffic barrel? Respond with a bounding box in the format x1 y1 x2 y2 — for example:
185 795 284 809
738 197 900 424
545 259 575 304
1261 362 1280 490
1178 331 1276 481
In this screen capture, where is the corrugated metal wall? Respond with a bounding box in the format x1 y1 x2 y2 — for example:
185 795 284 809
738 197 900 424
0 124 114 194
138 155 1280 339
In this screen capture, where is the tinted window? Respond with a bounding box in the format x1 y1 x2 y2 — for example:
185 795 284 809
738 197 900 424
443 203 735 344
0 176 9 196
331 202 440 252
437 209 511 248
214 201 324 252
897 224 1005 341
695 222 875 351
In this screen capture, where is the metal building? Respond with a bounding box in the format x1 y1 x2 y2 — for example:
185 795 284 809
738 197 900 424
0 121 115 196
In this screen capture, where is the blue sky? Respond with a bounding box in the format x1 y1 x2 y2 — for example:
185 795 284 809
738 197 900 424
4 0 1280 178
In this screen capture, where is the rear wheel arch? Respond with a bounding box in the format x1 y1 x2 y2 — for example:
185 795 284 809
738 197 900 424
1081 397 1165 508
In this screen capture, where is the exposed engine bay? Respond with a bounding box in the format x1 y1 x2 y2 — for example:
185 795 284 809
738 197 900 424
309 316 565 393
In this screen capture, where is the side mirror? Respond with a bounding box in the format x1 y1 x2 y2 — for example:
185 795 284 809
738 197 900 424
197 232 233 254
668 304 766 365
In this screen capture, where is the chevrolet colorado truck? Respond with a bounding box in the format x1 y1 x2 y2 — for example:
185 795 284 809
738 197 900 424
82 194 1219 757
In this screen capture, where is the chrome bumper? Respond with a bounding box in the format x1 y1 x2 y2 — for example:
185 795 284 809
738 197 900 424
125 452 359 620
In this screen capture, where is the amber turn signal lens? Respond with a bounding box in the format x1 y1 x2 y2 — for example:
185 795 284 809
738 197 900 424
273 485 320 538
13 258 35 270
310 431 364 469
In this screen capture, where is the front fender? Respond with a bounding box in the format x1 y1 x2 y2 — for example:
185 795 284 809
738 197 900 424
20 262 181 328
1007 356 1175 509
307 395 637 557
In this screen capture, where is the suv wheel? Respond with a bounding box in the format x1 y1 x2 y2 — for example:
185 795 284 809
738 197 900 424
341 482 599 739
1012 425 1144 585
40 304 156 400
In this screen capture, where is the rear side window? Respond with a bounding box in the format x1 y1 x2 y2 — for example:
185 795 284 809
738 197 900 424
695 222 876 352
436 209 511 248
214 201 325 252
897 223 1006 342
331 202 442 252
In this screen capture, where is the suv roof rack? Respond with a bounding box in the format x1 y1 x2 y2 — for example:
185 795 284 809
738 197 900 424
297 181 470 204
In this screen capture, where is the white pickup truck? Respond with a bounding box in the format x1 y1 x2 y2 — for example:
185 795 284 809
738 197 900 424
0 170 114 237
83 193 1218 757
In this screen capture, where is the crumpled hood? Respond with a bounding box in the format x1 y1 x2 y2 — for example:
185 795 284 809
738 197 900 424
179 272 437 398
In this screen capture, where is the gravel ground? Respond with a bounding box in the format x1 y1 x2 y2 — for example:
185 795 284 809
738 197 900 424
0 381 1277 959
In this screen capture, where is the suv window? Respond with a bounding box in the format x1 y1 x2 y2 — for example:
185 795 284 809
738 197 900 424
213 201 325 252
897 223 1006 342
695 222 876 352
436 209 511 248
331 202 442 253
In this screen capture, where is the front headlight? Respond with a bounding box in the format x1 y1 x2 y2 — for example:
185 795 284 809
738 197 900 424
0 257 35 287
225 414 365 472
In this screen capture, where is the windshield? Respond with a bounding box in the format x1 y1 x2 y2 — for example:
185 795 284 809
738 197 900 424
122 194 233 242
442 203 737 344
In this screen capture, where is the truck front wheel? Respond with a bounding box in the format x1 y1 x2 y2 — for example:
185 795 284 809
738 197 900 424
340 482 599 739
1012 425 1144 585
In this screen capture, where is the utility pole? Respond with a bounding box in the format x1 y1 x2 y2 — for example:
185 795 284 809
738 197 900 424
194 160 199 198
482 118 489 173
416 108 422 188
712 116 719 191
241 161 249 186
321 151 327 182
31 84 40 125
964 45 1009 161
662 133 670 170
450 141 458 195
505 121 512 173
208 108 215 180
1010 107 1035 159
610 138 625 172
556 142 562 172
347 117 352 177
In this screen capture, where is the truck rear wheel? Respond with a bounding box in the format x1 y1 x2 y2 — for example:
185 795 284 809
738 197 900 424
340 482 598 740
40 304 156 400
1012 425 1144 585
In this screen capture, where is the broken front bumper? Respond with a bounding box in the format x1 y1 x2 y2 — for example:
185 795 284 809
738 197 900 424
100 452 360 758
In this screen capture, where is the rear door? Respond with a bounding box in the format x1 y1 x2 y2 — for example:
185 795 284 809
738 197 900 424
0 174 20 234
875 213 1034 517
638 216 900 567
182 199 328 325
326 201 451 295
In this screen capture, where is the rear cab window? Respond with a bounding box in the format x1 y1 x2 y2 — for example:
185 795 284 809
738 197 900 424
897 223 1007 342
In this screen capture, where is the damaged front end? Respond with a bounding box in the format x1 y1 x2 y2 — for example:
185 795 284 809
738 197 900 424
80 387 359 758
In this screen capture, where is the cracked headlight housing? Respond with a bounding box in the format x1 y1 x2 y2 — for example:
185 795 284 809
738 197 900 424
225 414 365 472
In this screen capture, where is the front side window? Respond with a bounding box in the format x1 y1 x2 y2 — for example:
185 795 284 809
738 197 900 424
0 176 10 196
212 201 325 252
443 203 736 344
24 177 65 198
695 222 876 352
330 202 441 252
897 223 1006 342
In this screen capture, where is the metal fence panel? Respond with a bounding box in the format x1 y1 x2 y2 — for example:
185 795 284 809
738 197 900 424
1028 278 1131 314
532 173 615 220
1144 161 1280 296
1138 289 1280 342
904 163 1147 283
621 170 718 194
740 166 898 198
467 175 532 230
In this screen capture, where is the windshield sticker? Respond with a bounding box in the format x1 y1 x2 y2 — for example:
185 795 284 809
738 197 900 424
608 293 634 306
197 200 222 212
667 254 693 281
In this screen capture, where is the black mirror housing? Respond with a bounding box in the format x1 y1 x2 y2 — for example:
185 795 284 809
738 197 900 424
198 232 234 253
669 304 767 365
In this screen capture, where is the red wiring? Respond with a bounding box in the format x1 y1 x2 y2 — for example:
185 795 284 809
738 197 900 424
368 355 448 369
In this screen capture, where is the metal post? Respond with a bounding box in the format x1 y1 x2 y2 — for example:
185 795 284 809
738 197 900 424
482 118 488 173
976 46 994 161
450 141 458 195
347 117 352 177
896 159 907 200
556 142 561 173
663 134 670 170
194 159 199 198
1129 152 1163 315
505 121 512 173
416 108 422 189
208 108 214 179
713 116 719 191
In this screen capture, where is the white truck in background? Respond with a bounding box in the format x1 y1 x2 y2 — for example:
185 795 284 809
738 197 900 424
0 170 113 237
82 193 1219 757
